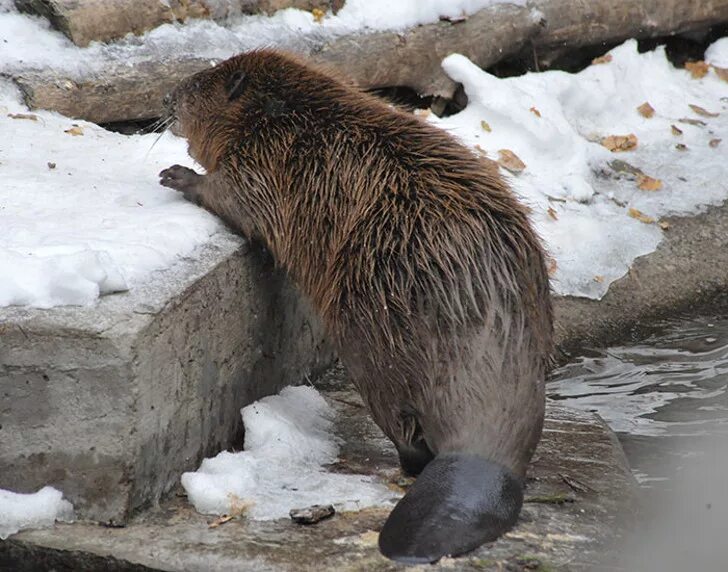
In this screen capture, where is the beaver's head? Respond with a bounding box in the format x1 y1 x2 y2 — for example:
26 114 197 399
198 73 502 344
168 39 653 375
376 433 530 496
162 50 343 171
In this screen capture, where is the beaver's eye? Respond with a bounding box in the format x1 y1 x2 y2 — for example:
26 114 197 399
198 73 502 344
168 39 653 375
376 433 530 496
226 71 248 101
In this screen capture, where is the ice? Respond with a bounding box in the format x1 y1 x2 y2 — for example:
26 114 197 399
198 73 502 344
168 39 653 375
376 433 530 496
0 486 74 540
432 40 728 298
181 385 396 520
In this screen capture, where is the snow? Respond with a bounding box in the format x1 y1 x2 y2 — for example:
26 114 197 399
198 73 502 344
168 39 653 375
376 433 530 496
0 81 221 308
0 486 74 539
432 40 728 298
181 385 396 520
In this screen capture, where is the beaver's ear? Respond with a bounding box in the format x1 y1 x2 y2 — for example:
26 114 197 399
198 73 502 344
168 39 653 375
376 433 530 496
226 71 248 101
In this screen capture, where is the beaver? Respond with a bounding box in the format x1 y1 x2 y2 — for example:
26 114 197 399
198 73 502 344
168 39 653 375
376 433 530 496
159 50 553 564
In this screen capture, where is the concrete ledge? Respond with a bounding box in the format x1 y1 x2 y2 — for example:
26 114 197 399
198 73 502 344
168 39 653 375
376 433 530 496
0 234 333 524
1 367 637 571
555 199 728 359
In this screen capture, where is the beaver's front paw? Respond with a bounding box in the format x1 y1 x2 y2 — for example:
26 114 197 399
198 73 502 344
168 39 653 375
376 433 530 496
159 165 204 205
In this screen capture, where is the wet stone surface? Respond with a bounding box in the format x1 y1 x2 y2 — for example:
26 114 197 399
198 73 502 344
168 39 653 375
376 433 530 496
1 364 637 571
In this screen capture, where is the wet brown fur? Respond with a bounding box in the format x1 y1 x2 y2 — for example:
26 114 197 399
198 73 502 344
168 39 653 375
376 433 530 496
164 50 553 476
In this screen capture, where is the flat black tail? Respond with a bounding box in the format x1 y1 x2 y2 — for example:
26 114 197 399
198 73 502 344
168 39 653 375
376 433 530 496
378 453 523 564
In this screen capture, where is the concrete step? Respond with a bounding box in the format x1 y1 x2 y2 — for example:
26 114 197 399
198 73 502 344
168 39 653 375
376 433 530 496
0 235 333 525
1 365 638 571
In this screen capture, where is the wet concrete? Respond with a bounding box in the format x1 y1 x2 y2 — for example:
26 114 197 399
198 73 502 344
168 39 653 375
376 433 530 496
1 365 637 571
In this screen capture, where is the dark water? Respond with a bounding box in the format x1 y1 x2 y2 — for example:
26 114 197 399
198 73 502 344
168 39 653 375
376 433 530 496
548 315 728 489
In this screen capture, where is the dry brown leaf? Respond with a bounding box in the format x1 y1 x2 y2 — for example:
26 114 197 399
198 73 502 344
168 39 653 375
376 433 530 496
628 207 655 224
311 8 325 23
547 206 558 220
473 144 487 156
8 113 39 121
600 134 638 152
713 66 728 83
547 258 558 276
671 124 683 136
689 104 719 118
675 143 688 151
530 106 542 118
64 125 84 136
678 117 707 127
592 54 612 65
685 60 709 79
637 174 663 191
659 221 670 230
637 102 655 118
497 149 526 173
480 120 492 132
208 514 235 529
709 138 722 148
593 275 604 283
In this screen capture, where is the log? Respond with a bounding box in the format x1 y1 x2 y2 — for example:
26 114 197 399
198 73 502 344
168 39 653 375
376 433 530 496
14 0 345 47
9 4 540 124
8 0 728 124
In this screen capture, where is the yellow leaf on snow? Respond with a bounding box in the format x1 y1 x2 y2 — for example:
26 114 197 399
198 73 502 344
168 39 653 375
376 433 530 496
637 174 663 191
659 221 670 231
713 66 728 83
497 149 526 173
637 102 655 118
64 125 84 136
689 104 719 118
530 106 542 118
628 207 655 224
671 124 683 136
311 8 325 23
685 60 709 79
592 54 612 65
600 134 638 152
480 120 492 132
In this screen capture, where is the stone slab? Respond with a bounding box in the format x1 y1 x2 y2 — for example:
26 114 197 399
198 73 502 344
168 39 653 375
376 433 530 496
0 234 333 525
1 364 638 571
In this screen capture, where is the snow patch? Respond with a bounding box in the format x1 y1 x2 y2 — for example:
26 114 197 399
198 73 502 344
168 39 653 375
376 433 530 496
0 486 74 539
0 81 222 308
432 40 728 298
181 385 396 520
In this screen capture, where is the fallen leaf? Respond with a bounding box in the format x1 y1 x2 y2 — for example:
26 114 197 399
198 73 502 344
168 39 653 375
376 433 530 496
671 124 683 136
637 174 663 191
357 530 380 547
593 275 604 283
208 514 235 529
547 258 558 276
311 8 325 23
47 162 56 169
675 143 688 151
659 221 670 230
480 120 492 132
709 138 722 148
497 149 526 173
547 206 558 220
689 104 719 118
473 144 487 156
600 134 638 152
8 113 38 121
592 54 612 65
628 207 655 224
64 125 84 136
678 117 707 127
713 66 728 82
530 106 542 118
637 102 655 118
685 60 709 79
